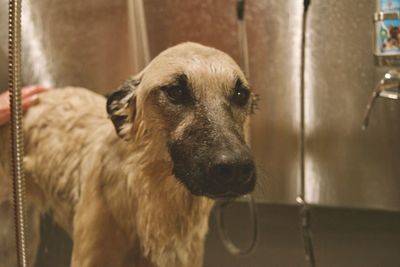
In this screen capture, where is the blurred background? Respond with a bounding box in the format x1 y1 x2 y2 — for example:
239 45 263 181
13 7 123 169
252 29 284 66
1 0 400 266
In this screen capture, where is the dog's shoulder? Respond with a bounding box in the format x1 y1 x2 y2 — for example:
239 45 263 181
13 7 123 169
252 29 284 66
24 87 109 132
40 87 106 108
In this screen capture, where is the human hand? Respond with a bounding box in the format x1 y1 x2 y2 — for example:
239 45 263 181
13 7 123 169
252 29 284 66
0 85 49 125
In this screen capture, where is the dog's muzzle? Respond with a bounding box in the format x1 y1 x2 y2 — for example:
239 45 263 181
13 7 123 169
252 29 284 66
168 139 256 199
204 152 256 198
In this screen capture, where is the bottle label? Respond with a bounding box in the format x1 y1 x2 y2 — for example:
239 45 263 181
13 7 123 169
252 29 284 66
377 0 400 55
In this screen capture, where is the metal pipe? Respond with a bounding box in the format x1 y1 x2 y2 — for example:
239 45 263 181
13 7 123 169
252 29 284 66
296 196 316 267
298 0 316 266
8 0 28 266
362 71 400 130
128 0 151 71
237 0 250 78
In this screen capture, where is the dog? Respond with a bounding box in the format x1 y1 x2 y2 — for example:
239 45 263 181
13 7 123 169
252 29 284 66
0 42 257 267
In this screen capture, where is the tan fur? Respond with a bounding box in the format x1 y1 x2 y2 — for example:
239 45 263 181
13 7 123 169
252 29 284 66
0 42 251 267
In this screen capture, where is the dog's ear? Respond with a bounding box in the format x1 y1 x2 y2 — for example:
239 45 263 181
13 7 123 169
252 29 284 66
106 77 141 140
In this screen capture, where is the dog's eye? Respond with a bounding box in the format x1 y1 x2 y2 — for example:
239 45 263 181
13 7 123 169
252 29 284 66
163 85 190 105
232 86 250 107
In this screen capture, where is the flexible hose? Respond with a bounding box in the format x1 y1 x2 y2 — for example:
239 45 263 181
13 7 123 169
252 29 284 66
216 194 258 256
8 0 28 266
237 0 250 78
298 0 316 266
128 0 151 71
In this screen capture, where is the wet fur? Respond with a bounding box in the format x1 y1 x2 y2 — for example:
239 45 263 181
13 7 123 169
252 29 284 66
0 42 253 267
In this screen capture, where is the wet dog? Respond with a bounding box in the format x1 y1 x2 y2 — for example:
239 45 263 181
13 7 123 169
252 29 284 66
0 42 257 267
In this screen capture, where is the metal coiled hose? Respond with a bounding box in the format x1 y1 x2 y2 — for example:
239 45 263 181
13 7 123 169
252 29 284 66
8 0 28 266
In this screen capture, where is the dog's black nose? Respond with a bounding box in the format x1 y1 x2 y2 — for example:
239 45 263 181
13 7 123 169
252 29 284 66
210 154 255 186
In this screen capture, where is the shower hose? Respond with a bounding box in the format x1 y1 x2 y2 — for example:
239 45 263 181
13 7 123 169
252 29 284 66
8 0 28 266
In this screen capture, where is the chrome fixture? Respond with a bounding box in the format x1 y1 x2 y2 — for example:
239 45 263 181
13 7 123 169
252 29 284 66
362 70 400 129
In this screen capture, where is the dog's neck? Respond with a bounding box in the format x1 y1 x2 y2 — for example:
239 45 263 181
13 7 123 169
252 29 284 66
137 174 214 267
102 129 214 267
134 144 215 267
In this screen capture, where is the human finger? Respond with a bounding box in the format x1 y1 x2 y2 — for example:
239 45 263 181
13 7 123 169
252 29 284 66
21 85 49 98
22 94 40 111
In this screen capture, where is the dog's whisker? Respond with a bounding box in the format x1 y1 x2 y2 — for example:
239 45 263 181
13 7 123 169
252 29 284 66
252 161 270 199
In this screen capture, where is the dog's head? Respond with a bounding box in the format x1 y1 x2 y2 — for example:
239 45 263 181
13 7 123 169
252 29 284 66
107 42 257 199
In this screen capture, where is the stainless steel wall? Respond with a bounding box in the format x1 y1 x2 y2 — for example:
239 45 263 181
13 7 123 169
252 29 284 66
0 0 135 94
304 0 400 211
